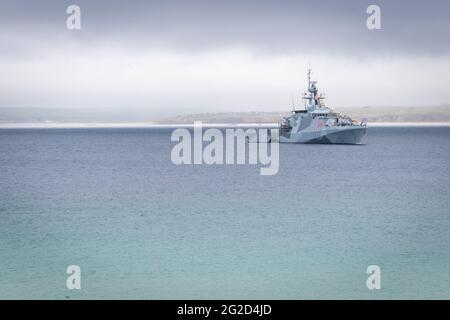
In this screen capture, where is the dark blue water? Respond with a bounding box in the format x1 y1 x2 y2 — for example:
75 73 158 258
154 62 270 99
0 126 449 299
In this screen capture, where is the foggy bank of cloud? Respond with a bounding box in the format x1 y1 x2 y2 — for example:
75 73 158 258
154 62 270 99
1 46 449 111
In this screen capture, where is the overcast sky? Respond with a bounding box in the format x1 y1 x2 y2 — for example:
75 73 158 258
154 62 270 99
1 0 449 116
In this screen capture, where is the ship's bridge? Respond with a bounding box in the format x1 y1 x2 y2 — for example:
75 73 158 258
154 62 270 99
311 108 332 117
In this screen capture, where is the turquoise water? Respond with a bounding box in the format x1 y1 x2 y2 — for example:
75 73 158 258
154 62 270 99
0 126 449 299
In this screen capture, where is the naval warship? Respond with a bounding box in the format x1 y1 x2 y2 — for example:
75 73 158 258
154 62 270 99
274 69 366 144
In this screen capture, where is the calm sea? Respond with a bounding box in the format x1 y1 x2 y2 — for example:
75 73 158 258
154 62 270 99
0 126 449 299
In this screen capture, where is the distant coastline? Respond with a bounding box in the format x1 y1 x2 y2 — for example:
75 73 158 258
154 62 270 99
0 106 449 128
1 122 450 129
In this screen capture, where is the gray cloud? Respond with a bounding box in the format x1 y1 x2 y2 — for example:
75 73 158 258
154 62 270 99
1 0 449 56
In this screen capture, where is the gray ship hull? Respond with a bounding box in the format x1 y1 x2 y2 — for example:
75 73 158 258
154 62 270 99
279 126 366 144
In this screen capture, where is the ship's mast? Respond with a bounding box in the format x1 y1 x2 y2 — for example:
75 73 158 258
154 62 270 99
302 67 327 111
302 67 311 110
303 67 317 110
307 67 311 90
